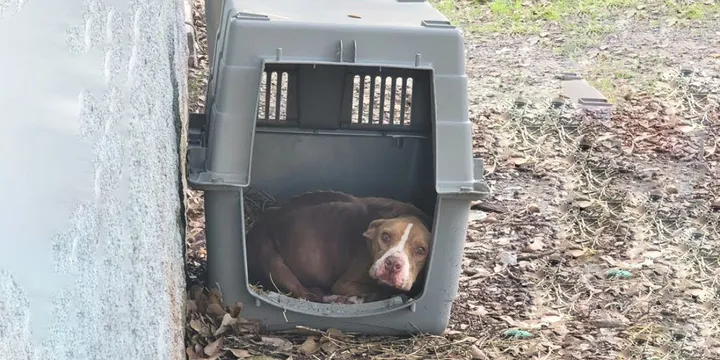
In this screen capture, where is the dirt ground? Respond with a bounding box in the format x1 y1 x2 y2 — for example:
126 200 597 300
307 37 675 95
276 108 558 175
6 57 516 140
184 1 720 359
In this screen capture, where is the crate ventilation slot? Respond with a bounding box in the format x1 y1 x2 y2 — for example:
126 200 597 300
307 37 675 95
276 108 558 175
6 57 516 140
257 70 289 122
351 75 413 126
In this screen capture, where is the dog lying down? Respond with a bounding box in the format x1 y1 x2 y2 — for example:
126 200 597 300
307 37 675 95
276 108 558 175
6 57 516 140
246 191 432 304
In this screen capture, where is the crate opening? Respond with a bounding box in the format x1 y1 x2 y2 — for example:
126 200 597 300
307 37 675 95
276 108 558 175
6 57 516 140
244 63 437 313
243 188 436 314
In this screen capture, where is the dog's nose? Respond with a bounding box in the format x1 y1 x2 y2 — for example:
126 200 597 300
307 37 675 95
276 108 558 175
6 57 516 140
384 257 402 273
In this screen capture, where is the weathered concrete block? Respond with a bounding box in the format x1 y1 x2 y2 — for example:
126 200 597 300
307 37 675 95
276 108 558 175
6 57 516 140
0 0 188 359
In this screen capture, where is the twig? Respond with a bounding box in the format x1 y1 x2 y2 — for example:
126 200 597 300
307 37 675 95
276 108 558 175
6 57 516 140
517 249 556 261
269 273 289 322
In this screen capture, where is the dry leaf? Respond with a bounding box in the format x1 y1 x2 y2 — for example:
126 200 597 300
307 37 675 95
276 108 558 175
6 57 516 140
214 313 238 336
686 288 707 299
321 341 339 353
527 239 545 251
499 251 518 266
188 284 204 300
575 200 592 208
484 161 496 174
469 305 488 317
470 345 489 360
187 346 200 360
204 338 223 357
189 319 204 332
327 328 342 337
230 301 244 318
566 249 585 258
208 287 224 307
509 156 529 165
705 143 717 157
221 313 237 327
187 300 198 314
260 337 293 352
540 315 564 324
298 336 321 355
228 348 251 359
206 303 227 318
527 204 540 213
678 125 695 133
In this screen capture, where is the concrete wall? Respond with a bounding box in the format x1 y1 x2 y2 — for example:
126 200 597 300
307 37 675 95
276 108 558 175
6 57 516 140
0 0 187 359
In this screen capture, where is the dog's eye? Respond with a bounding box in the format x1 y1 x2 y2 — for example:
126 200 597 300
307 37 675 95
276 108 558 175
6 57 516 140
415 247 426 255
381 233 391 243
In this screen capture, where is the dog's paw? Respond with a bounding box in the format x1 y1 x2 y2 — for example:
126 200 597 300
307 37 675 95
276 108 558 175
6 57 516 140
308 287 326 298
346 296 365 304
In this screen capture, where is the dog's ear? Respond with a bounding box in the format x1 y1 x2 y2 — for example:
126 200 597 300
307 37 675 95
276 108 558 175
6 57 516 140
363 219 386 239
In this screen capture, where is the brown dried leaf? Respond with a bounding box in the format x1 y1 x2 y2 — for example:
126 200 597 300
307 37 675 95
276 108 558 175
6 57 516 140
686 288 708 299
326 328 343 338
470 345 490 360
188 284 204 301
575 200 593 208
206 303 227 318
189 319 204 332
208 287 223 304
509 156 529 165
187 300 198 314
260 337 293 352
469 305 488 317
204 338 223 357
298 336 321 355
678 125 695 133
228 348 251 359
566 249 585 258
214 313 238 336
221 313 237 327
321 341 339 354
527 239 545 251
187 346 200 360
230 301 244 318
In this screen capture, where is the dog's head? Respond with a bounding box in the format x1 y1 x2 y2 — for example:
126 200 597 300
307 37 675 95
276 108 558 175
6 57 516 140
363 216 431 291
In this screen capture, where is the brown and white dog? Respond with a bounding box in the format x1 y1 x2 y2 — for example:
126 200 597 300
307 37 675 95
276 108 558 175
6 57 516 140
246 191 432 304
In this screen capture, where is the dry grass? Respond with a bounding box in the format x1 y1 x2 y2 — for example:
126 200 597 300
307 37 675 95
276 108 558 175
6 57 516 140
184 0 720 359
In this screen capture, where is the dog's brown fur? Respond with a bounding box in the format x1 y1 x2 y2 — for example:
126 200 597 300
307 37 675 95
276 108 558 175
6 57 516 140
246 191 432 303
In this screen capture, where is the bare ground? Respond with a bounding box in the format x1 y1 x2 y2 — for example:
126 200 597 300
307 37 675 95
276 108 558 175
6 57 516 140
184 1 720 359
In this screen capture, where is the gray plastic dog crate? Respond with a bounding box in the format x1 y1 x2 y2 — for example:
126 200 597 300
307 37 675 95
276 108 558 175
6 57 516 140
187 0 490 335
